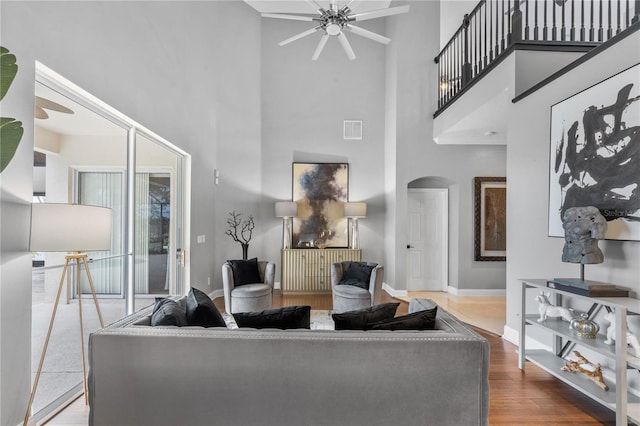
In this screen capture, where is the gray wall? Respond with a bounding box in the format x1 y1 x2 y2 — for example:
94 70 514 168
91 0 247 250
0 1 261 423
506 34 640 336
385 1 507 292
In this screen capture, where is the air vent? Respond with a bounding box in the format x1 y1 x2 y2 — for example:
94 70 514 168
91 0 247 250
343 120 363 140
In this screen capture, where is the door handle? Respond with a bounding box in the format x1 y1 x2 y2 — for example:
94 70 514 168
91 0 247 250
177 248 185 267
407 245 414 249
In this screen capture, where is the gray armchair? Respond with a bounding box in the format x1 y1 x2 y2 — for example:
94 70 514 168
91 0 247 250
222 261 275 314
331 261 384 313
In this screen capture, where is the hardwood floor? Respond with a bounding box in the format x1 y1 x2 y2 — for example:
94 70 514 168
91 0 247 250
46 291 616 425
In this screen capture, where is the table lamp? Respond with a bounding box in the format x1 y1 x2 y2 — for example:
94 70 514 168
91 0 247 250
344 202 367 249
275 201 297 249
24 203 113 425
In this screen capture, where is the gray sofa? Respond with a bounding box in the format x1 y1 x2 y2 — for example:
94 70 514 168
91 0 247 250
88 298 490 426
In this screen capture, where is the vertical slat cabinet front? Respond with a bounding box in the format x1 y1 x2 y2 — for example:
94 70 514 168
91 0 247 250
281 249 361 294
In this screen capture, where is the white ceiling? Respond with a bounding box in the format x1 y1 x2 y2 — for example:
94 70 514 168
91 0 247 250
244 0 391 14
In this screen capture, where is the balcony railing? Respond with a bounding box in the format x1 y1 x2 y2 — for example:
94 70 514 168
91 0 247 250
435 0 639 114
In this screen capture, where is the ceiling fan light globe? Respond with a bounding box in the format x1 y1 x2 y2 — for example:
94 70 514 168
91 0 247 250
326 23 341 36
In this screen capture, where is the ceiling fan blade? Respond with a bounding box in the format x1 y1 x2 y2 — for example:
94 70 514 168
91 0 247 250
337 32 356 60
312 34 329 61
34 106 49 119
279 27 321 46
341 0 362 13
350 5 410 22
345 24 391 44
35 96 74 114
305 0 326 14
262 13 315 22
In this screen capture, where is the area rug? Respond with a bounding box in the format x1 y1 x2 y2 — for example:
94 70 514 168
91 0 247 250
310 310 334 330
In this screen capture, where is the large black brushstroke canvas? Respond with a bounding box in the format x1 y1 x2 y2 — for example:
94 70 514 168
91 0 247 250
549 63 640 240
292 163 349 248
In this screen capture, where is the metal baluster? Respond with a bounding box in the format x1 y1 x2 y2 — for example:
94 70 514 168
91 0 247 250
617 0 622 33
553 0 558 40
525 0 530 39
507 0 512 43
607 0 613 39
495 0 500 54
543 0 548 39
475 12 479 75
561 0 566 40
599 0 603 41
633 0 640 24
485 1 489 64
534 0 539 39
590 0 595 40
502 0 506 50
570 0 576 40
580 0 585 40
489 0 494 61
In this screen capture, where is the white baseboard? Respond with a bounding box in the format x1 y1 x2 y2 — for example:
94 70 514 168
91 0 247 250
502 325 549 350
447 286 506 297
209 289 224 301
382 283 408 299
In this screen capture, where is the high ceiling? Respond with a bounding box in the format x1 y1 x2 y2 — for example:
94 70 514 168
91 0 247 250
244 0 391 14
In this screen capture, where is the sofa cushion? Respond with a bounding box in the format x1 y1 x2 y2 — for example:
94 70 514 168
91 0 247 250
233 305 311 329
332 303 400 330
227 258 262 286
338 262 375 290
369 304 438 331
151 298 187 326
186 287 226 327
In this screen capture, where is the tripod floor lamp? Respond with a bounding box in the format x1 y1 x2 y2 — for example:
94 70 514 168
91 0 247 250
25 203 113 426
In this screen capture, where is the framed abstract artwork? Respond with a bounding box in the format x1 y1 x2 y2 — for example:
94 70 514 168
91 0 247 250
548 64 640 241
474 177 507 261
292 162 349 248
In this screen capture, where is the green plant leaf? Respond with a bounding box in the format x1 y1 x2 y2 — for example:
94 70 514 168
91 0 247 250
0 117 23 173
0 46 18 101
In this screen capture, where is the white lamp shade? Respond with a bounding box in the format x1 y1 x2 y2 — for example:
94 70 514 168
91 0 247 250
30 203 113 252
275 201 298 218
344 202 367 218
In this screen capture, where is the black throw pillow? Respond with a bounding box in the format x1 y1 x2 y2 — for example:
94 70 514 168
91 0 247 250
186 287 226 327
332 303 400 330
233 306 311 330
368 305 438 331
227 258 262 286
151 298 187 326
338 262 376 290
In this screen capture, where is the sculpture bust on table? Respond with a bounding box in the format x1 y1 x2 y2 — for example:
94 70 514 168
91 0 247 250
561 206 607 265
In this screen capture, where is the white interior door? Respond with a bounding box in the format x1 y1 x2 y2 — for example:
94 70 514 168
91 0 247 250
407 189 448 291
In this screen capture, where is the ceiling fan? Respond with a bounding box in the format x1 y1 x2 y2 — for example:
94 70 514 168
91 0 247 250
35 96 74 120
262 0 409 61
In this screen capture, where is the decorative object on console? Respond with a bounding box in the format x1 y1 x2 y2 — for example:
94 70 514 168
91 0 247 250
561 351 609 391
549 63 640 241
275 201 297 249
344 201 367 249
474 177 506 261
261 1 409 61
569 313 599 339
603 311 640 357
547 279 629 297
292 162 349 248
560 205 607 282
535 291 576 323
25 203 112 424
224 210 255 259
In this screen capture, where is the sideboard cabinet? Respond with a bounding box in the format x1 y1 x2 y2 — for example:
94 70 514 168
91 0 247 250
519 279 640 425
281 249 361 293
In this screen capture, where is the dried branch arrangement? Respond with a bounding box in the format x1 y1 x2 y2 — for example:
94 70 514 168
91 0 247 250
561 351 609 391
225 211 255 259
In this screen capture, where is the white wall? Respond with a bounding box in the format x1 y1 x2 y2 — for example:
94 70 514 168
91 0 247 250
506 32 640 338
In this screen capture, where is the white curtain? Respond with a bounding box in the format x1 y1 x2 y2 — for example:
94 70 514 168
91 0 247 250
135 173 149 294
78 172 123 294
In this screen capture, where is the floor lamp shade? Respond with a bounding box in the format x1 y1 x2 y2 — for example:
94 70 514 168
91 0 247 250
30 203 113 252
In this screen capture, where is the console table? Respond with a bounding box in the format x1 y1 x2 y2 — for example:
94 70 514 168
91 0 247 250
519 278 640 425
281 249 361 293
